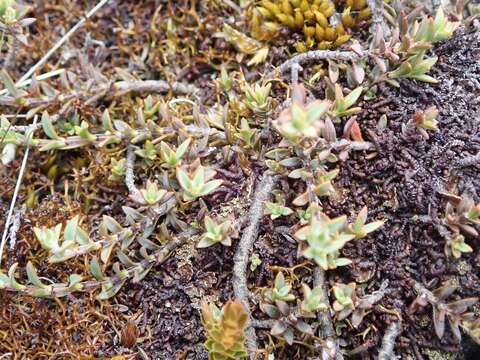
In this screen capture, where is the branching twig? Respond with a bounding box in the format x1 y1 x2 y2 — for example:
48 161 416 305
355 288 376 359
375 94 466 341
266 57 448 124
3 36 19 70
250 319 275 329
0 79 199 108
125 146 142 201
233 174 277 359
456 152 480 167
268 50 363 78
8 205 25 250
413 282 439 305
0 116 38 267
367 0 388 38
362 279 390 304
1 228 196 297
378 321 402 360
313 267 344 360
291 63 302 85
331 139 375 151
114 80 198 96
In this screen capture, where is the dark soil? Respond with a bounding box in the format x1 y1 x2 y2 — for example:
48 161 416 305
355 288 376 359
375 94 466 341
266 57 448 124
94 28 480 359
321 27 480 357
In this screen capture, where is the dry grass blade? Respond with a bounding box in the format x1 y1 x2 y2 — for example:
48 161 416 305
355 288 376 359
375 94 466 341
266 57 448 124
13 0 112 92
0 115 38 267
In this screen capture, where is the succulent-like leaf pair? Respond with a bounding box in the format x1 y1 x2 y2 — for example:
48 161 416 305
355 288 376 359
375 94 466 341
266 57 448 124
275 84 364 145
136 138 190 167
243 82 272 114
332 281 389 328
261 299 314 345
292 169 339 206
108 158 126 182
295 213 354 270
410 282 478 342
389 51 438 83
444 193 480 238
33 216 99 263
348 206 385 239
176 162 223 201
300 283 327 313
139 180 168 205
275 84 330 142
263 272 296 303
264 198 293 220
446 234 473 259
332 282 356 316
330 85 363 118
295 207 384 270
260 272 329 344
197 216 232 248
413 8 459 44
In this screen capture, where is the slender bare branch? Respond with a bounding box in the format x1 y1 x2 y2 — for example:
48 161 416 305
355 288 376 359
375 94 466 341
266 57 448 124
125 146 142 201
456 152 480 167
233 174 277 359
367 0 388 38
268 50 363 78
378 321 402 360
8 205 25 250
114 80 198 96
313 267 344 360
291 63 302 85
0 79 199 108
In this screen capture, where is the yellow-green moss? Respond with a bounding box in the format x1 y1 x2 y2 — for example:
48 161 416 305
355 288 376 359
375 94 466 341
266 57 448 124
249 0 371 50
423 348 462 360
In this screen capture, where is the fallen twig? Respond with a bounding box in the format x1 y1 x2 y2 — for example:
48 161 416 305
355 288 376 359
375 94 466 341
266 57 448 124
413 282 439 305
331 139 375 151
378 321 402 360
456 152 480 167
0 79 199 108
114 80 199 96
232 174 277 359
291 63 302 85
313 267 344 360
367 0 387 38
125 146 142 201
250 319 275 329
8 205 25 250
0 228 195 296
362 280 390 305
268 50 363 78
